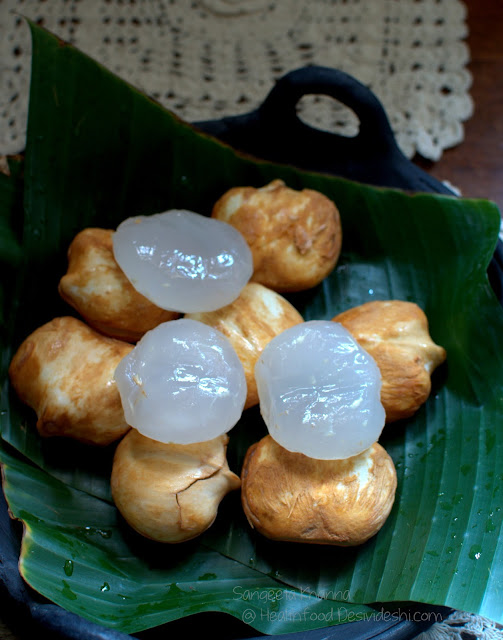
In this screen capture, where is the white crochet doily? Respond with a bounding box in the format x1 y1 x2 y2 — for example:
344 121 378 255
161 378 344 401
0 0 473 160
419 611 503 640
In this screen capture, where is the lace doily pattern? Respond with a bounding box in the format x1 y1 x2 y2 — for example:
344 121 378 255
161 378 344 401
419 611 503 640
0 0 472 160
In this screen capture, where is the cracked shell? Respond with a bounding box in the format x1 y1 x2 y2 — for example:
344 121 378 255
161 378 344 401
111 429 240 543
241 435 397 546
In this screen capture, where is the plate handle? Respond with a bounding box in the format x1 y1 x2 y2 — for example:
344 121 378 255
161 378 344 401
257 65 396 155
195 65 453 195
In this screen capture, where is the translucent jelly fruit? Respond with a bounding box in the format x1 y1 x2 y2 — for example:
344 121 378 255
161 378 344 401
115 318 247 444
254 320 385 460
112 210 253 313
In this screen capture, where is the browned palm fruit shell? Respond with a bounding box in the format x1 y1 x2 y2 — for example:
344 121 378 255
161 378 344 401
241 435 397 546
9 316 133 445
334 300 446 422
111 430 240 543
186 282 304 409
212 179 342 292
59 227 178 342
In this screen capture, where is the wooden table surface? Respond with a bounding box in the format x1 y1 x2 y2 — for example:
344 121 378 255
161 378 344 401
417 0 503 212
1 2 502 639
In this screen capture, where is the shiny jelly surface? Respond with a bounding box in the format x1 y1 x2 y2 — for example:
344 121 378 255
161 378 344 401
112 210 253 313
254 320 385 460
114 318 247 444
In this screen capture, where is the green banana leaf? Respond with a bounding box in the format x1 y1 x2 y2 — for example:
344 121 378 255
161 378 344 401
1 20 503 634
0 161 374 636
0 439 374 635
